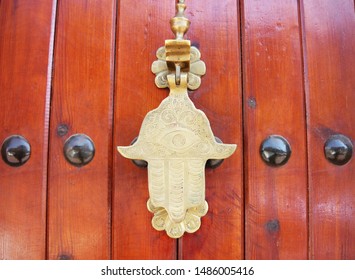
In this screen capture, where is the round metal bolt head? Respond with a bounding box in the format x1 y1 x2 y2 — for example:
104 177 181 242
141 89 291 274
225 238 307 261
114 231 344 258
1 135 31 167
260 135 291 167
324 134 353 165
63 134 95 167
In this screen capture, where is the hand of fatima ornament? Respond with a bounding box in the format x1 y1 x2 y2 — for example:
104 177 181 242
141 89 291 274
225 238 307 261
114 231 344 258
117 0 236 238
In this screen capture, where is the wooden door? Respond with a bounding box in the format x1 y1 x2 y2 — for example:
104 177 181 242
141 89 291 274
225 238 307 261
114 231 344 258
0 0 353 260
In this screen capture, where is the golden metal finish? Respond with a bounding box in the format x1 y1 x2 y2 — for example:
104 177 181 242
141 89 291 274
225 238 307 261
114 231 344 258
117 0 236 238
151 0 206 90
170 0 190 40
117 74 236 238
151 46 206 90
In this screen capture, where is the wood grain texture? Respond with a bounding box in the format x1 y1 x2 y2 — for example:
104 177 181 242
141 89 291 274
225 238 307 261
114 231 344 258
47 0 116 260
1 0 353 260
178 0 243 260
0 0 54 259
112 0 177 259
242 0 308 259
301 0 355 259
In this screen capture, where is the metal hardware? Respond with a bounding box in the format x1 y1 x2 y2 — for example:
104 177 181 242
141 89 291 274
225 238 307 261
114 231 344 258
165 0 191 86
206 137 226 169
130 137 148 168
151 0 206 90
260 135 291 167
1 135 31 167
118 74 236 238
324 134 353 165
117 1 236 238
152 45 206 90
57 124 69 137
265 219 280 233
170 0 190 40
63 134 95 167
131 135 226 170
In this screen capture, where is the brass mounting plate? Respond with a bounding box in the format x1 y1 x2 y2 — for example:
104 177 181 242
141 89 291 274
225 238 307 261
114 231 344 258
151 46 206 90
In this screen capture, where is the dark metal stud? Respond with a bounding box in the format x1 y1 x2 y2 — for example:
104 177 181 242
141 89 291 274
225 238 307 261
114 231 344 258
1 135 31 167
57 124 69 137
63 134 95 167
247 97 257 109
206 137 225 169
324 134 353 166
58 254 72 260
130 137 148 168
265 219 280 233
260 135 291 167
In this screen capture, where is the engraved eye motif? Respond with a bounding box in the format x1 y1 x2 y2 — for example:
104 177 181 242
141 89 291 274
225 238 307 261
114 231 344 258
161 129 200 152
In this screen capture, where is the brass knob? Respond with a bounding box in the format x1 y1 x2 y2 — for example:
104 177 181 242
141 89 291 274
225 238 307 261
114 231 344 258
324 134 353 165
1 135 31 167
260 135 291 167
63 134 95 167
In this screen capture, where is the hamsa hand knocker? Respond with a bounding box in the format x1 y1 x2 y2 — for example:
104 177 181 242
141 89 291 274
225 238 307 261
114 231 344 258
117 0 236 238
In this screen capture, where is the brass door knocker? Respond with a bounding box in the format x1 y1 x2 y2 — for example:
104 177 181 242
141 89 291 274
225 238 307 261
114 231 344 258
117 0 236 238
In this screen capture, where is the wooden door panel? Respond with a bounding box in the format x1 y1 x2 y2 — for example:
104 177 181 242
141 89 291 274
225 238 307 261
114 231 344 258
178 0 243 260
301 0 355 259
112 0 177 259
47 0 116 260
242 0 308 259
1 0 353 260
0 0 55 259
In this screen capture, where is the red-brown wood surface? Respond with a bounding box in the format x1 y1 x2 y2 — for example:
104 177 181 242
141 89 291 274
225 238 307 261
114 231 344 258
1 0 354 261
242 0 308 259
47 0 116 259
0 0 54 259
112 0 177 259
301 0 355 259
178 0 243 259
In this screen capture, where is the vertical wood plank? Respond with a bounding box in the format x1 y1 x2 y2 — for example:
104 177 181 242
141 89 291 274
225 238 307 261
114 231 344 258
301 0 355 259
47 0 116 259
242 0 308 259
112 0 177 259
178 0 243 259
0 0 55 259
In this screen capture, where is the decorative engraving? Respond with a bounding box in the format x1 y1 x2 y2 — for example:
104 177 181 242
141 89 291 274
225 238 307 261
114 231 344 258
117 0 237 238
117 74 236 238
151 46 206 90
